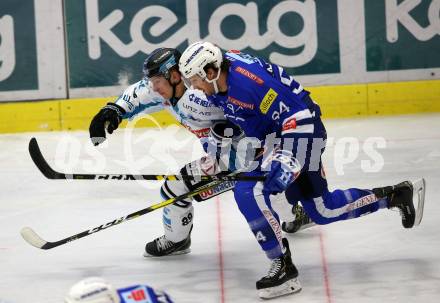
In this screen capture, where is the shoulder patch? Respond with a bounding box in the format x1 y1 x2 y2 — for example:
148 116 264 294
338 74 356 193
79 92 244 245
235 66 264 85
228 96 255 110
260 88 278 114
282 117 297 132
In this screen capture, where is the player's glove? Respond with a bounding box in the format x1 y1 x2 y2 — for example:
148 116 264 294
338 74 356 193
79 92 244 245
262 150 301 194
89 103 125 146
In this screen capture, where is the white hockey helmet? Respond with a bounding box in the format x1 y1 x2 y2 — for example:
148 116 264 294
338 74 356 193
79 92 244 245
179 41 223 80
64 277 120 303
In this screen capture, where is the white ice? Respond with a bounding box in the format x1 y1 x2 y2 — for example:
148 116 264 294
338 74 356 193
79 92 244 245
1 114 440 303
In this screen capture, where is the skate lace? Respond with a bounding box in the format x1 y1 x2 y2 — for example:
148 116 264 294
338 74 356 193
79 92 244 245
266 258 282 278
156 235 174 251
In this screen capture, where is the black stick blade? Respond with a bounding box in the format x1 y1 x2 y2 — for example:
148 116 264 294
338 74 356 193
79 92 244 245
28 137 65 179
27 138 266 182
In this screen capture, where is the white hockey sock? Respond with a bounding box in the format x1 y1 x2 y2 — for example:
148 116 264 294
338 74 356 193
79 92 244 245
163 204 194 243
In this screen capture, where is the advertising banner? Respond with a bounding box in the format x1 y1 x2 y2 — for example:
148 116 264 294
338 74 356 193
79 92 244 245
1 0 439 101
0 0 66 102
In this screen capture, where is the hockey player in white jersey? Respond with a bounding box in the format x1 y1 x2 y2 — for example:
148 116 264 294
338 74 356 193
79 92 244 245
179 41 426 299
88 48 297 257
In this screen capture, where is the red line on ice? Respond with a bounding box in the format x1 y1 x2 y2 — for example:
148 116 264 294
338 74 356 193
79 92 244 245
215 196 226 303
319 228 332 303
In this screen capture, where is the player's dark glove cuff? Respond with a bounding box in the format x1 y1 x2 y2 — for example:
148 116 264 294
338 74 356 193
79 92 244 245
89 103 126 146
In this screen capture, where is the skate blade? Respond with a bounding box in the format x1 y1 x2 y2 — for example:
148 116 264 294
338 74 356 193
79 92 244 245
412 178 426 227
258 278 302 300
143 248 191 258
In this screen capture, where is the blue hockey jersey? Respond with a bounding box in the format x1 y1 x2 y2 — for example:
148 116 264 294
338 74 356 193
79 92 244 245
205 51 326 175
208 50 325 170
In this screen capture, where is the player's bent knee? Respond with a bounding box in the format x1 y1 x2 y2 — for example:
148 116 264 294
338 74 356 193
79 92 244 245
301 202 338 225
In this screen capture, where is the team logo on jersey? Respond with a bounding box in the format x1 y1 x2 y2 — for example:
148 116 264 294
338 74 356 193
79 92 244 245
260 88 278 114
183 124 210 138
282 117 297 132
235 66 264 85
228 96 254 110
121 286 151 302
188 93 213 107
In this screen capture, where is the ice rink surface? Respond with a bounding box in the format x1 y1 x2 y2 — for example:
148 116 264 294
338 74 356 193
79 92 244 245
1 114 440 303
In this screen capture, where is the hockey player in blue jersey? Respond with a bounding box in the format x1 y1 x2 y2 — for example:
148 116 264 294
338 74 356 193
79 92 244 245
179 41 426 299
64 277 174 303
88 47 311 259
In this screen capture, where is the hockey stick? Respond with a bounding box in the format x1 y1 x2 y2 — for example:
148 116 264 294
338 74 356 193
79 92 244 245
28 137 264 182
20 176 235 250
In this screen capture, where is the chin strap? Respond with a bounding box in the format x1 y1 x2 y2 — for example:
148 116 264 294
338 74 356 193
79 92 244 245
212 80 219 94
168 78 182 106
206 69 221 94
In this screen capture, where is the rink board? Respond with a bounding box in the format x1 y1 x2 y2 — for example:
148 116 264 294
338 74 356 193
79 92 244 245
1 79 440 134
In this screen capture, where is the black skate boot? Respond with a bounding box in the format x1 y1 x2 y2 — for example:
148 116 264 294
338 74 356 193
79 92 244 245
373 181 415 228
143 234 191 257
256 238 302 299
282 204 315 234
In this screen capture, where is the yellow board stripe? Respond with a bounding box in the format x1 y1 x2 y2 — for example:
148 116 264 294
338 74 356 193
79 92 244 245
1 79 439 134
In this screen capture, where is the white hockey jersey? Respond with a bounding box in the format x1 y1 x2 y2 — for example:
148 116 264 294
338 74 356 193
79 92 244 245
113 78 225 139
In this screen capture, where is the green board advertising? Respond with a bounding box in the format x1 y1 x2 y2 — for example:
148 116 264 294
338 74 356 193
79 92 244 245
365 0 440 71
0 0 38 91
65 0 340 88
1 0 439 100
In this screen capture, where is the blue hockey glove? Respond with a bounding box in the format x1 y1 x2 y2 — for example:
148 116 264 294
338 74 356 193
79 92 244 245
262 150 301 194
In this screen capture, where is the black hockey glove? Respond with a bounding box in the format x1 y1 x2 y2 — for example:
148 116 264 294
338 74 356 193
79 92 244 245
89 103 125 146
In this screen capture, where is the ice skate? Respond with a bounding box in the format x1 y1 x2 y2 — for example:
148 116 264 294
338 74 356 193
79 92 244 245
256 238 302 299
143 234 191 257
282 204 315 234
373 179 426 228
